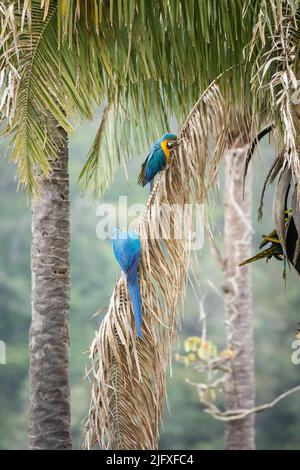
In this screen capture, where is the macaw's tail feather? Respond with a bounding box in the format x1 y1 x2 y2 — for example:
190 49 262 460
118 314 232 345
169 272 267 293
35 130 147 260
128 274 142 338
138 159 148 186
239 247 281 266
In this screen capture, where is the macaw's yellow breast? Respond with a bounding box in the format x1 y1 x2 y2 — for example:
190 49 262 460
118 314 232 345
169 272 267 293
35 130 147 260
161 140 171 160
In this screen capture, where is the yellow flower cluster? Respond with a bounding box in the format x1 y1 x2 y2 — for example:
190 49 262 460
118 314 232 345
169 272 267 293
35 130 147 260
174 336 218 365
175 336 236 366
184 336 217 360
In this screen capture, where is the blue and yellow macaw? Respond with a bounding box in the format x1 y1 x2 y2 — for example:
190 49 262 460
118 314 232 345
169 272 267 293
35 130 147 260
138 133 177 191
112 228 142 337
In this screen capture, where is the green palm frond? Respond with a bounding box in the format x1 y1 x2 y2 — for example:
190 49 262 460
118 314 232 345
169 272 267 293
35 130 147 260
6 0 257 197
2 1 68 195
2 1 259 197
78 86 171 199
49 0 254 88
75 0 257 198
0 0 105 195
246 1 300 277
3 0 300 205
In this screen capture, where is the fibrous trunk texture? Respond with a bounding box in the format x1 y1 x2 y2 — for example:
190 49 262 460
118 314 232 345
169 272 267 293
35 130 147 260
29 122 71 450
224 144 255 450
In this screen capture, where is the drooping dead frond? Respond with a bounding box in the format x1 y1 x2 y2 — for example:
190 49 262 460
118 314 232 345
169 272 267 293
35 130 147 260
258 151 284 220
83 83 229 450
250 1 300 183
249 2 300 276
243 124 274 191
271 163 300 276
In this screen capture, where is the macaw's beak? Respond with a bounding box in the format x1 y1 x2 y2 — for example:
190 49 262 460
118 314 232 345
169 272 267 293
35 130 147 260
167 140 177 149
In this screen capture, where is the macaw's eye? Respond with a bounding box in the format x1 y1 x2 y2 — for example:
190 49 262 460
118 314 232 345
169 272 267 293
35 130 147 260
167 140 176 149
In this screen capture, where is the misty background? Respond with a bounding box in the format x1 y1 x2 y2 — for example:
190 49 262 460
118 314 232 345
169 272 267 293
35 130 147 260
1 117 299 449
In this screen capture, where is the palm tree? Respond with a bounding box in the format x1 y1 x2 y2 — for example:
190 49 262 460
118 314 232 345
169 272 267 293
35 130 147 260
223 127 255 450
2 0 300 450
29 122 72 449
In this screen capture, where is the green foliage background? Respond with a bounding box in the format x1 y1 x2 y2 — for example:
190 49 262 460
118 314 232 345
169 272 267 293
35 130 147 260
0 119 300 449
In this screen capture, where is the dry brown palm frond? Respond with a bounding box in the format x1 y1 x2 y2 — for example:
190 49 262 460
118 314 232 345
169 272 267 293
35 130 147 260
249 2 300 276
250 1 300 183
82 83 229 450
258 151 285 220
243 124 274 191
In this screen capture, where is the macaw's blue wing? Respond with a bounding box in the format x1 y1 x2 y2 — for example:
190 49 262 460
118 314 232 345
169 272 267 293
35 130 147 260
127 249 140 283
138 142 166 188
144 147 166 182
112 230 143 337
137 152 150 186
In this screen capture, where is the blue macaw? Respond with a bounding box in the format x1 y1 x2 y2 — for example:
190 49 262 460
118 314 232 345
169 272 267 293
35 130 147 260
112 228 142 337
138 133 177 191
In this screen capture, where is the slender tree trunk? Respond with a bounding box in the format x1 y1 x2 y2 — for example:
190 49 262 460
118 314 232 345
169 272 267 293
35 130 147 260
223 141 255 450
29 121 71 449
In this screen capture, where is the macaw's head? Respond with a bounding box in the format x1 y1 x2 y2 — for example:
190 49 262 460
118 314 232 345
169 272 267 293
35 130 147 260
160 133 177 160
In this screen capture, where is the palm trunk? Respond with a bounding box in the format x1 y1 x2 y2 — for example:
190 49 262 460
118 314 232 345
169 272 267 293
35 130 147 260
223 142 255 450
29 122 71 449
